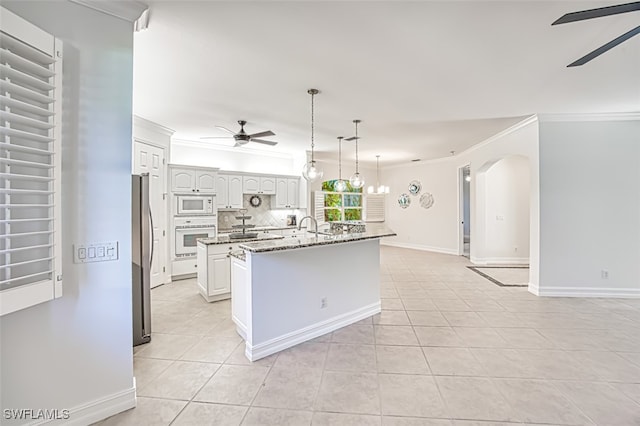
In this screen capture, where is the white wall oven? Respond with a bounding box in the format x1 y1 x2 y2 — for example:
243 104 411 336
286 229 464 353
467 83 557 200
174 216 217 258
176 194 215 215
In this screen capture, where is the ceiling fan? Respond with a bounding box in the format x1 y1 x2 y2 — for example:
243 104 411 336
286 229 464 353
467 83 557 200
553 1 640 67
201 120 278 147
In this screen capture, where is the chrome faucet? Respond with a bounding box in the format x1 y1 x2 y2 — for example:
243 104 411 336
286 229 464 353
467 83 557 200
298 215 318 238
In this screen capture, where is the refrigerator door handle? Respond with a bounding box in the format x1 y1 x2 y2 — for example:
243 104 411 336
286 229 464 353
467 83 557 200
149 207 155 269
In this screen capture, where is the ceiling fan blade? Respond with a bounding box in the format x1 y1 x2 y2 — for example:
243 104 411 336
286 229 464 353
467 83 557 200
250 139 278 146
215 125 236 134
200 136 233 139
344 136 360 141
248 130 275 138
552 1 640 25
567 25 640 66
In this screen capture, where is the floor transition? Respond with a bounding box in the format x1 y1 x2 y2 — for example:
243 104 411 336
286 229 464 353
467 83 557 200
97 246 640 425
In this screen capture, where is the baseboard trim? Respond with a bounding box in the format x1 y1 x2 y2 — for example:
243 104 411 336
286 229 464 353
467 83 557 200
381 241 458 255
246 301 381 361
530 284 640 298
470 256 530 265
30 386 136 425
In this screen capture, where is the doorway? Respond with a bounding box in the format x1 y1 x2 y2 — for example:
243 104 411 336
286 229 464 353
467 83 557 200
133 141 167 288
459 165 471 258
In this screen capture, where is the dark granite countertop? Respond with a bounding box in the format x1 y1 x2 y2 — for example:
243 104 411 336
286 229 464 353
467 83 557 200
229 251 246 262
218 225 305 233
198 232 284 245
238 224 396 253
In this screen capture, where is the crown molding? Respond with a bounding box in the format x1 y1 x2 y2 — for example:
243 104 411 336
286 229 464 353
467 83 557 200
172 138 295 160
69 0 147 23
133 115 175 136
536 111 640 122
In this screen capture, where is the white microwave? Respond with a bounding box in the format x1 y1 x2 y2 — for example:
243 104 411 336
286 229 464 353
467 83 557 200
176 194 215 215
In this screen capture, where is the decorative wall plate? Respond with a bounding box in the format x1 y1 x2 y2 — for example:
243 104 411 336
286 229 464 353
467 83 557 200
408 180 421 195
398 193 411 209
419 192 434 209
249 195 262 208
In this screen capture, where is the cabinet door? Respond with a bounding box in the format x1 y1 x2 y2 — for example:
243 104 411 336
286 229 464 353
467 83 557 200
274 178 288 208
243 176 260 194
171 168 195 193
207 254 231 297
260 177 276 195
287 178 299 208
216 175 229 208
196 170 216 193
228 175 243 208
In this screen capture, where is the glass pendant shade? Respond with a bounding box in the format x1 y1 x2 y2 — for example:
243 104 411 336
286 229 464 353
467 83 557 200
350 172 364 189
335 179 347 192
302 160 323 182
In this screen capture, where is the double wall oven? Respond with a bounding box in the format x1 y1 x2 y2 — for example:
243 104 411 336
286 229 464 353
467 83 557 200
174 216 217 258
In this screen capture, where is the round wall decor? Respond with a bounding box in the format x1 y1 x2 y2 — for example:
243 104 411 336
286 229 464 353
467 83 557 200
408 180 421 195
249 195 262 208
419 193 435 209
398 193 411 209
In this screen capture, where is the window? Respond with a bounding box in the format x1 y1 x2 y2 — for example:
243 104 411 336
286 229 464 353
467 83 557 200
319 180 363 222
0 7 62 316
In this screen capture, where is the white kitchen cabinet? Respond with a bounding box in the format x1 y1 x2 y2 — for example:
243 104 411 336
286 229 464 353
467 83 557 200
217 174 243 209
197 242 237 302
231 256 248 339
243 176 276 195
171 167 217 193
274 177 299 209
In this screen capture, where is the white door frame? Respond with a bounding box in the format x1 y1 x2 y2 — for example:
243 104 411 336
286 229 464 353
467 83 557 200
133 138 168 286
457 164 470 256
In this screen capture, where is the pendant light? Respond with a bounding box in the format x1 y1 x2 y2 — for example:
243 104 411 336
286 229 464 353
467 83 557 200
302 88 323 182
334 136 347 192
368 155 389 194
348 119 364 189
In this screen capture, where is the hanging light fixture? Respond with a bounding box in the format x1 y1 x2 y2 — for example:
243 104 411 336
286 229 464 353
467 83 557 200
334 136 347 192
302 89 323 182
368 155 389 194
347 119 364 189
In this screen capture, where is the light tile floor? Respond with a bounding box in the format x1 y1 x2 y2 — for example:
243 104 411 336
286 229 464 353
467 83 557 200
97 246 640 425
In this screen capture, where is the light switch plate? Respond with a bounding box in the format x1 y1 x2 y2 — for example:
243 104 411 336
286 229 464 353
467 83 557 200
74 241 119 263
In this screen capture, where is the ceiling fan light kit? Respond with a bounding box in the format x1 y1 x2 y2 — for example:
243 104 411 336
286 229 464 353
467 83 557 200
201 119 278 147
302 88 324 183
347 119 365 189
552 1 640 67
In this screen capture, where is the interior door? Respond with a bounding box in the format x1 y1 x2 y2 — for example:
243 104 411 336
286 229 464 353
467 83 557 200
134 141 166 288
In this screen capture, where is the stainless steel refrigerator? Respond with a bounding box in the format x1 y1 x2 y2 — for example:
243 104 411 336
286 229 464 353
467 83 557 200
132 173 152 346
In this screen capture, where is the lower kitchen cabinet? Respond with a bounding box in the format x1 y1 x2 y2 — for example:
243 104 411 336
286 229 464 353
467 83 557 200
197 242 236 302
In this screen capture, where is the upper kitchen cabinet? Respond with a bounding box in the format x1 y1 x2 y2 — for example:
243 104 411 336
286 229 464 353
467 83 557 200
171 166 217 193
217 174 243 209
274 177 299 209
243 176 276 195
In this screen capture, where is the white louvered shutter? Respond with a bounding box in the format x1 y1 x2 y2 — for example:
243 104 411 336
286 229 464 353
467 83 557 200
312 191 325 224
364 194 385 222
0 7 62 316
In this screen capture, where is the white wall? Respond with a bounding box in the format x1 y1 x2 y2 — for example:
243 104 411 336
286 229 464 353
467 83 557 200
537 116 640 297
382 116 540 284
1 2 135 423
171 139 298 175
479 155 530 262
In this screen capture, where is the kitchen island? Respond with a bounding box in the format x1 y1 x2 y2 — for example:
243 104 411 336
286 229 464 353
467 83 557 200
231 224 396 361
196 233 283 302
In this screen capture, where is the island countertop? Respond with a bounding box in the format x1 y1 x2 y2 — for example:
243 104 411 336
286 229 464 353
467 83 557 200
198 233 284 246
238 224 396 253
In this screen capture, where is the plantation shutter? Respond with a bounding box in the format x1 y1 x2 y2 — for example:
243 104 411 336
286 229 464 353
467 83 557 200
312 191 325 224
0 7 62 316
364 194 385 222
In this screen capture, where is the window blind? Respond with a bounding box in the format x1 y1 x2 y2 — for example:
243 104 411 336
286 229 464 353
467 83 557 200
364 194 385 222
0 8 62 315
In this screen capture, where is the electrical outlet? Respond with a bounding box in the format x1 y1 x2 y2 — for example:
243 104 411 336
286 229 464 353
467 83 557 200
514 246 518 252
601 270 609 279
320 297 328 309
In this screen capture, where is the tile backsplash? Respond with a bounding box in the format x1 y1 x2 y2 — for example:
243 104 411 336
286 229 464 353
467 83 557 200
218 194 306 230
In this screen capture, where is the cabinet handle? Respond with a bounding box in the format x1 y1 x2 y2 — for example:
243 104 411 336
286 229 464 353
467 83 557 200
192 189 195 192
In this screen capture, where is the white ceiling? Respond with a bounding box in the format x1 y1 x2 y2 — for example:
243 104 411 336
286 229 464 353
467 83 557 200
133 1 640 166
